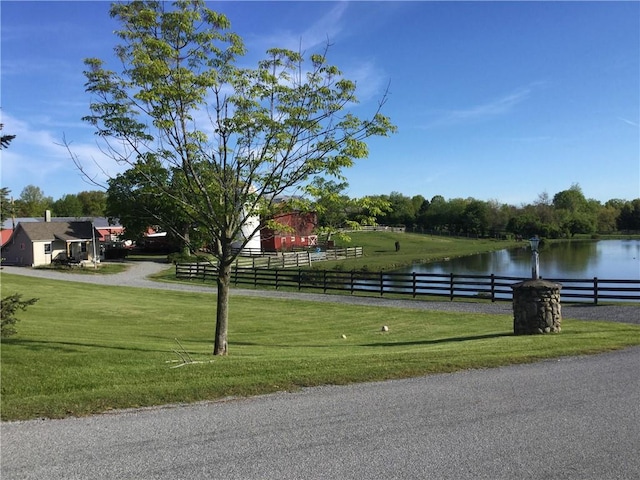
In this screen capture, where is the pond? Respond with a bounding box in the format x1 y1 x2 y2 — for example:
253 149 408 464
395 239 640 280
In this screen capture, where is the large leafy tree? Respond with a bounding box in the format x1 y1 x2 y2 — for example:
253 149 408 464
106 155 208 253
1 124 15 224
14 185 53 217
306 178 390 242
77 190 107 217
52 194 83 217
552 184 595 236
0 187 10 224
618 199 640 231
552 183 588 212
77 0 395 355
461 199 489 237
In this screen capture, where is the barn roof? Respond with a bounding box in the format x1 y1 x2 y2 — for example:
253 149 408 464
0 229 13 247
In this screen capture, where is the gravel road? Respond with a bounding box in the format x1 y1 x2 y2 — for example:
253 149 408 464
2 260 639 324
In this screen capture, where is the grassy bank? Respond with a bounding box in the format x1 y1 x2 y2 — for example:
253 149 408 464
2 273 639 421
321 231 519 271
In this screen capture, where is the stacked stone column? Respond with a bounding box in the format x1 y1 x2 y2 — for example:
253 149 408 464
511 279 562 334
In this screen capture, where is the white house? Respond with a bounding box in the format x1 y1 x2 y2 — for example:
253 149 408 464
1 221 99 267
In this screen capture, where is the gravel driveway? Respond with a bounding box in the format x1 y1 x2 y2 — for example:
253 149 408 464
2 260 639 324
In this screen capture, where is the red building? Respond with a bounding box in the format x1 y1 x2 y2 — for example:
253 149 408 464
260 211 318 252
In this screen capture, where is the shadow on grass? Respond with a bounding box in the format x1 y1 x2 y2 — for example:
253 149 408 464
224 332 512 349
361 332 512 347
126 255 170 263
231 341 337 348
1 338 169 354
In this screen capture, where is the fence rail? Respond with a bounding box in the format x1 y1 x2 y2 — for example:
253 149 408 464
175 264 640 304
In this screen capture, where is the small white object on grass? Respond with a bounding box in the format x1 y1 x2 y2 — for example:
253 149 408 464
381 325 389 332
341 334 347 339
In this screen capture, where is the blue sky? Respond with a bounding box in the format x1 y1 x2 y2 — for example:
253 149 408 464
1 1 639 206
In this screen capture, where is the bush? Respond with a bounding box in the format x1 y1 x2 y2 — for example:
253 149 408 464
1 293 39 338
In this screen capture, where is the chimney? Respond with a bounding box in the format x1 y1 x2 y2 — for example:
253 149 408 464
44 210 51 222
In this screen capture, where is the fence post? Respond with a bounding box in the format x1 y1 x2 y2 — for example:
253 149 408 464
380 271 384 297
594 277 598 305
491 274 495 302
350 270 354 295
323 270 327 293
413 272 417 298
298 268 302 291
450 273 455 301
275 269 279 290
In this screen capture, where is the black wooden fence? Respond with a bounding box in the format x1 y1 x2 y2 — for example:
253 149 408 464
175 263 640 304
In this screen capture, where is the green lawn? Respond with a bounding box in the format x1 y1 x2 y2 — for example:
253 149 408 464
35 262 130 275
2 273 639 421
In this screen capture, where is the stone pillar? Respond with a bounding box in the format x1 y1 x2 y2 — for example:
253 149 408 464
511 279 562 335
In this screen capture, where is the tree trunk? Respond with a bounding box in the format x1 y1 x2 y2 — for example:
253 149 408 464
181 225 191 256
213 260 231 355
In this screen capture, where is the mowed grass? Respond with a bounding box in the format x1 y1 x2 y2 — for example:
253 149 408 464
35 262 130 275
323 231 519 271
2 273 640 421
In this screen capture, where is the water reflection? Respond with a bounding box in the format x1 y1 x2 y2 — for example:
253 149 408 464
398 240 640 280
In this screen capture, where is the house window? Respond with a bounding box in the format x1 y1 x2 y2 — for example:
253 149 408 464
44 243 51 254
81 243 87 253
20 242 25 250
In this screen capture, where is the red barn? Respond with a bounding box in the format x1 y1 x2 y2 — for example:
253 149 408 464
260 211 318 252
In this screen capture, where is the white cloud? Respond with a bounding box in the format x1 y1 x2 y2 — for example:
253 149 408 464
424 86 534 128
300 2 349 50
619 117 639 128
248 2 349 54
0 112 125 198
345 60 389 104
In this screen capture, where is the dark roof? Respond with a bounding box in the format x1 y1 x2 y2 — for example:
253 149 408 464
1 217 40 230
18 221 95 242
51 217 120 228
2 217 121 230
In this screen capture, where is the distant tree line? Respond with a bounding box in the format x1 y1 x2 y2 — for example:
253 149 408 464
0 185 106 223
1 182 638 241
359 184 640 238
